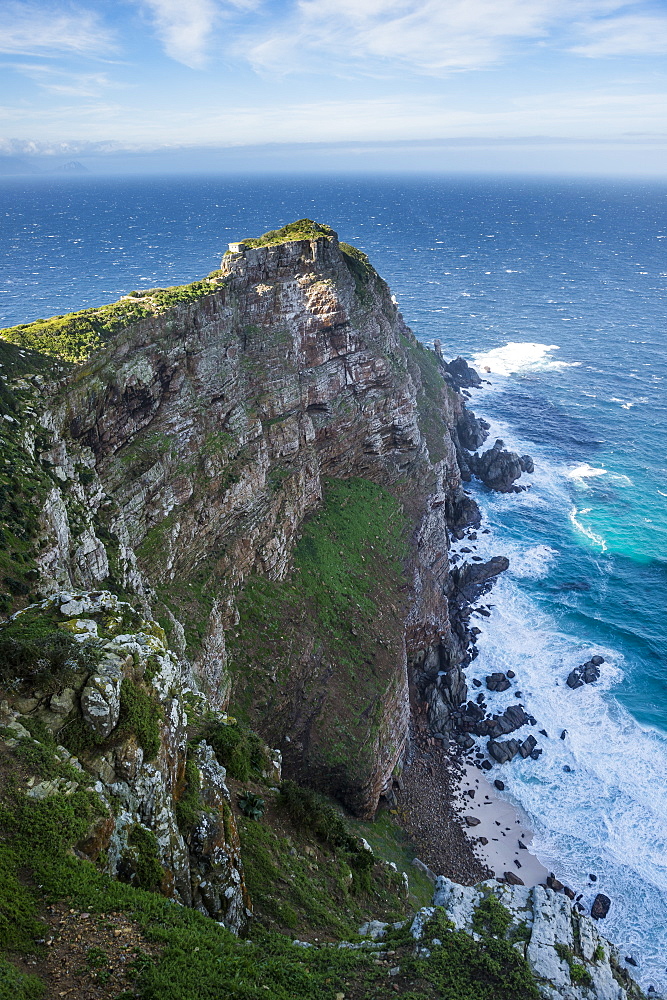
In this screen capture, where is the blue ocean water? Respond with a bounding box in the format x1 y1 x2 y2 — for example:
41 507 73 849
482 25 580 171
1 174 666 988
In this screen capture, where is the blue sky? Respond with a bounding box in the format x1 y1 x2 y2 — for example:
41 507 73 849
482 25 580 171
2 0 667 173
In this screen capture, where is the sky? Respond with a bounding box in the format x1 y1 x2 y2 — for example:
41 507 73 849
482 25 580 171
1 0 667 174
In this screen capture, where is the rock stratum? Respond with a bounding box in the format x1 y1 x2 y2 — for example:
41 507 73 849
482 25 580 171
0 221 645 999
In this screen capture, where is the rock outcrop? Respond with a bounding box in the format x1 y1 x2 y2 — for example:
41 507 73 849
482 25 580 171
409 876 645 1000
0 591 252 932
468 438 534 492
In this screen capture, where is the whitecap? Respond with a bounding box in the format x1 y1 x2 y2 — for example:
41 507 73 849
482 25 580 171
472 341 581 376
569 506 607 551
567 463 607 482
508 544 559 580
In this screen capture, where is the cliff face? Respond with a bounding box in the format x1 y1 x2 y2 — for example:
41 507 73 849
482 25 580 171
0 227 476 826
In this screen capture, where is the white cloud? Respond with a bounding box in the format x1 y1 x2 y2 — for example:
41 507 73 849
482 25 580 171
6 62 116 97
0 3 115 57
243 0 632 76
139 0 260 68
570 14 667 56
140 0 217 67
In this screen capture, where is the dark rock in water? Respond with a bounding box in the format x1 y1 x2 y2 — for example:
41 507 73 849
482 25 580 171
486 672 511 693
464 815 481 827
591 893 611 919
461 547 472 553
547 875 564 892
476 607 491 617
625 956 638 967
504 871 525 886
480 759 492 771
563 765 572 773
514 691 522 698
478 836 488 846
506 670 516 679
494 779 505 791
487 739 520 764
539 729 548 737
560 730 567 740
589 874 597 881
443 356 483 389
468 532 477 540
519 735 537 759
530 749 543 760
447 488 482 531
472 678 482 687
451 556 510 601
583 662 601 683
476 693 485 705
564 886 576 900
568 658 603 689
457 409 490 451
518 840 527 850
467 438 534 493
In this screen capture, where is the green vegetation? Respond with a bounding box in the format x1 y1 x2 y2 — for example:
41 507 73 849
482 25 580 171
340 242 376 303
126 826 164 892
0 280 223 364
555 942 594 988
227 477 408 787
203 717 269 782
239 219 335 250
0 611 95 688
594 943 605 962
174 756 201 834
237 791 265 820
0 957 43 1000
401 333 452 464
391 904 540 1000
118 679 162 760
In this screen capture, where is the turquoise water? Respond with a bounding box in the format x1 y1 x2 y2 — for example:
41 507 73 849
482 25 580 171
1 174 666 988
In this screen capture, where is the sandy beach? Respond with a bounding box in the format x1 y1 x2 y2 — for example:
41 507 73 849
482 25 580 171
453 761 548 886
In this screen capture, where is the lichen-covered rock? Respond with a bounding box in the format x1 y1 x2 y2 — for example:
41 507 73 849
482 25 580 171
0 591 250 935
417 876 645 1000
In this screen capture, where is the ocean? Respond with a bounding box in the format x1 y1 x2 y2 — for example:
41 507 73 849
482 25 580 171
1 173 666 989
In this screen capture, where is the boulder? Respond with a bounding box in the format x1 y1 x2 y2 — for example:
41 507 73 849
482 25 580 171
591 893 611 919
504 871 525 886
519 735 537 759
493 779 505 791
468 439 534 493
442 356 483 389
566 668 584 689
456 409 490 451
451 556 510 601
486 672 511 693
464 816 481 827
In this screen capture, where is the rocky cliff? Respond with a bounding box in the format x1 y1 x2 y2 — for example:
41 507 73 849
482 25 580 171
0 221 488 821
0 220 643 1000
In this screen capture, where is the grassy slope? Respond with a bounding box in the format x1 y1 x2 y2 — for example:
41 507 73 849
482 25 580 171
0 725 539 1000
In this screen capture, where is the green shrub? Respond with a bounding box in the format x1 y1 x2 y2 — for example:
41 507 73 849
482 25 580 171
0 957 44 1000
174 756 201 834
472 894 513 939
0 615 95 688
118 679 162 760
242 220 334 250
203 718 268 782
569 961 593 987
594 943 605 962
237 791 265 820
126 826 163 892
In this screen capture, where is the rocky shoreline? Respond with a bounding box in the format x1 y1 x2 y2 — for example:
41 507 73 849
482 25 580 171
408 352 618 929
